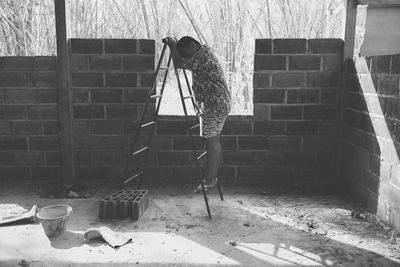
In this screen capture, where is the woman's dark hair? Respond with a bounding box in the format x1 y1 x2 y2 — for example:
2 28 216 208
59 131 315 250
177 36 200 54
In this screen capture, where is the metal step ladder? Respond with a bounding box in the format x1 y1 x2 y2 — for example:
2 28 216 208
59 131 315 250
121 38 224 218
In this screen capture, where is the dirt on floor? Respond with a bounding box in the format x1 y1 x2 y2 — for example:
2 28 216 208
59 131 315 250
0 181 399 267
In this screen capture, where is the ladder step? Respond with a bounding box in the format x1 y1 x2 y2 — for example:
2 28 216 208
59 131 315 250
159 67 168 70
141 121 155 128
190 124 200 130
150 94 162 99
123 170 144 185
132 146 149 156
183 95 193 99
197 151 207 160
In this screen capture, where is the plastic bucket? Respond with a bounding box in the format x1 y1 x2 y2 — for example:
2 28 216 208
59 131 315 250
36 205 73 237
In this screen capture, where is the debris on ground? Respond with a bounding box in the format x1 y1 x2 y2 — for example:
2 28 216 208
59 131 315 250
228 240 237 246
351 211 366 220
37 182 96 199
307 221 317 229
84 226 132 248
243 223 250 227
237 200 243 205
66 191 80 198
0 205 38 225
18 259 29 267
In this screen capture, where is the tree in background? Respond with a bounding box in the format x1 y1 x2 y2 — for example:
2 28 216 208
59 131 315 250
0 0 345 114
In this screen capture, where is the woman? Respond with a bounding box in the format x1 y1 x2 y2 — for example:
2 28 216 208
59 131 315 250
165 36 231 192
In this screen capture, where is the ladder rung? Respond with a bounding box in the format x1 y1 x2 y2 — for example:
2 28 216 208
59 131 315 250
123 170 144 185
183 95 193 99
190 124 200 130
151 94 162 99
159 67 168 70
141 121 155 128
132 146 149 156
197 151 207 160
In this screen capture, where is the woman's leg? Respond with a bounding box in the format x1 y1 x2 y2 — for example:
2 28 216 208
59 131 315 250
203 134 221 185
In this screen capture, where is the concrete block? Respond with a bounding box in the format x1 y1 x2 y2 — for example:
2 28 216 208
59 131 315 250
254 55 286 71
105 73 137 87
269 136 301 151
253 73 270 89
90 120 123 135
26 72 56 87
0 72 25 87
303 105 335 120
72 73 103 87
157 120 187 135
158 151 191 165
370 55 391 74
91 89 123 103
272 72 306 88
106 104 138 121
286 121 319 135
5 89 57 104
255 39 272 54
221 120 253 135
0 105 26 119
273 39 306 54
13 121 42 135
138 72 155 88
238 136 269 150
288 56 320 70
253 89 285 103
253 104 270 121
70 39 103 54
307 72 339 87
72 89 89 103
322 55 341 71
378 75 399 96
29 136 60 151
33 56 56 71
391 55 400 74
105 39 136 54
123 55 154 71
89 55 121 70
137 39 155 55
287 89 319 103
70 55 89 71
307 39 343 54
124 89 149 103
27 106 58 120
74 105 105 119
253 121 285 135
0 137 27 150
31 166 61 180
0 57 33 71
270 106 302 120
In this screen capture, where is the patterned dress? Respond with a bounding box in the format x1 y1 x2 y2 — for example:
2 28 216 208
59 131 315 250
181 45 231 138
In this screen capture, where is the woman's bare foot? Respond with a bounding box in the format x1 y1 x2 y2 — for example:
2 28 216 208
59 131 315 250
194 178 218 193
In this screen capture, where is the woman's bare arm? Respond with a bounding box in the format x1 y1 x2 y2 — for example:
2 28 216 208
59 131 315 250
164 37 184 69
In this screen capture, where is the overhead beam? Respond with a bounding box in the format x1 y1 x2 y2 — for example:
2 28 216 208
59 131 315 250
54 0 74 182
357 0 400 6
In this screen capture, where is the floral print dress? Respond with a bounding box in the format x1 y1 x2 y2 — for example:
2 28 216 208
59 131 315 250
181 45 231 138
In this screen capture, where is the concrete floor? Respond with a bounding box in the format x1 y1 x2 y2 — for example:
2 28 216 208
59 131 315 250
0 182 400 267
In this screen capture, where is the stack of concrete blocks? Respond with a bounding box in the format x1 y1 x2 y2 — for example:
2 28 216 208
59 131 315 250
98 189 149 220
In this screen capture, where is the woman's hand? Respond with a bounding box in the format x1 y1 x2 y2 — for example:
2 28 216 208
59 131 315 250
163 37 177 45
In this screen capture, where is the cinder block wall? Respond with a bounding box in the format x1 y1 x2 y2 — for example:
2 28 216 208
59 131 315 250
0 38 343 189
248 39 342 187
70 39 155 181
343 55 400 228
69 38 343 186
0 57 61 180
